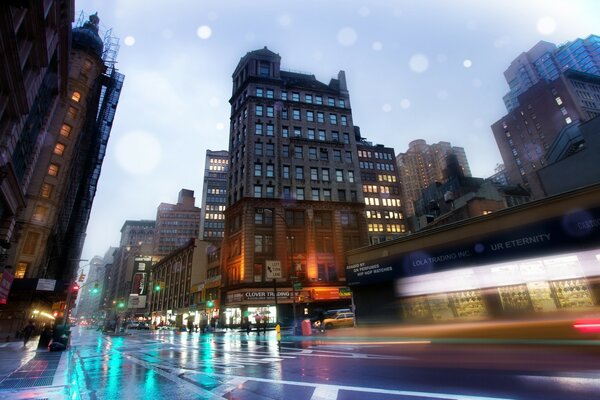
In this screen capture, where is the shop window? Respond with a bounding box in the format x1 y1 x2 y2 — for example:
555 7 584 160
71 91 81 102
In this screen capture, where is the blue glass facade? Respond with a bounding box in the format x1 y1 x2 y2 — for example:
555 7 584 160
503 35 600 111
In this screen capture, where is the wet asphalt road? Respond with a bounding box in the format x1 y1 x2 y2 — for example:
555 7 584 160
68 327 600 400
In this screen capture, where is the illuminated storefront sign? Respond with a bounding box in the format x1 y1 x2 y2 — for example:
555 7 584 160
347 207 600 286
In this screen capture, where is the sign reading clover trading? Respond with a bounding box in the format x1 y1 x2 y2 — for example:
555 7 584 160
266 260 282 279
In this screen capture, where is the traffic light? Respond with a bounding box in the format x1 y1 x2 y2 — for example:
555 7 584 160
71 284 80 300
207 299 214 308
91 283 99 294
154 283 161 292
117 301 125 309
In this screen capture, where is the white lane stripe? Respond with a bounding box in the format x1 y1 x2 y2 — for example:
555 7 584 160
310 385 339 400
205 372 516 400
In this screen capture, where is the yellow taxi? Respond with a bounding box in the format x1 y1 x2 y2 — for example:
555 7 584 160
321 312 355 330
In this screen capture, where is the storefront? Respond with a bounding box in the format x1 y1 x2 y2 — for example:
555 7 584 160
346 185 600 325
223 285 351 326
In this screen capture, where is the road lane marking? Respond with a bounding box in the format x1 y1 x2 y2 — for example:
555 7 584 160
203 372 517 400
311 385 339 400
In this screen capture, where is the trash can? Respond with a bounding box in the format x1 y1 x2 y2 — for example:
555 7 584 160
301 319 312 336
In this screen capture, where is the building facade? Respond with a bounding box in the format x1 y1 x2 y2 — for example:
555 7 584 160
396 139 471 219
0 0 72 254
104 220 155 318
0 10 123 336
346 184 600 325
153 189 201 257
150 238 212 329
221 47 368 325
538 116 600 196
73 255 105 320
199 150 228 243
356 136 407 244
491 70 600 199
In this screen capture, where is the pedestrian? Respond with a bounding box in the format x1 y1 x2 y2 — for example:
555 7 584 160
254 314 262 335
38 325 53 349
187 319 194 333
317 311 325 332
262 318 267 335
244 317 251 334
22 320 35 346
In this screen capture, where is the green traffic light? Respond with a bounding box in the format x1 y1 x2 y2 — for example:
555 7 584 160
154 285 161 291
117 302 125 308
207 300 214 308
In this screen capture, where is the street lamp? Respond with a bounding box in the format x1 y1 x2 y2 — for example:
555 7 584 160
287 235 299 333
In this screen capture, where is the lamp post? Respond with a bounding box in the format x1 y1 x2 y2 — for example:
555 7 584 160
287 235 298 333
62 259 89 329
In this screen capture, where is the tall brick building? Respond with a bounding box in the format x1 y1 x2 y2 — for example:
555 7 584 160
221 47 367 325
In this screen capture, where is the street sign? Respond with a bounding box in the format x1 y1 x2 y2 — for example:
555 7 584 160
293 281 302 291
266 260 282 279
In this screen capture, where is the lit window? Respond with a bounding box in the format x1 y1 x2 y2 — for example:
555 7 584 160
48 163 60 177
565 117 572 124
555 96 563 105
32 205 49 223
60 124 72 138
53 143 65 156
71 91 81 102
40 183 54 198
482 210 493 215
14 262 28 279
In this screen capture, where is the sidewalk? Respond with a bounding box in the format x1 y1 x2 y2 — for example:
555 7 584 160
0 338 71 399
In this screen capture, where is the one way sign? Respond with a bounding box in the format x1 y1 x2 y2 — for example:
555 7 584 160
266 260 282 279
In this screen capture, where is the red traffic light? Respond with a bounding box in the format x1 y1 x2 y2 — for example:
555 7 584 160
72 284 80 291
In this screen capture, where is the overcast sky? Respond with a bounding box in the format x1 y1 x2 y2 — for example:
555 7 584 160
77 0 600 263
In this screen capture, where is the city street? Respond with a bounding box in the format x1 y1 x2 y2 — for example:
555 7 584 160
2 327 599 400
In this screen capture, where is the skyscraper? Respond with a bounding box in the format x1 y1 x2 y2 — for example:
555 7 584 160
492 70 600 198
221 47 367 325
153 189 201 257
396 139 471 219
199 150 228 243
356 133 407 244
502 35 600 112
